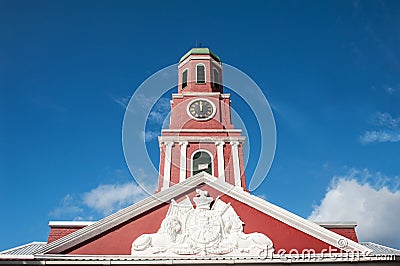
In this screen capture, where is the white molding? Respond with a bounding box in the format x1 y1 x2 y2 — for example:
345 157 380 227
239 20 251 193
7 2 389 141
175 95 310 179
316 222 357 229
230 141 241 187
178 93 230 98
9 253 397 264
162 129 242 133
172 92 230 98
186 98 216 121
35 173 372 255
172 94 185 98
178 56 220 69
162 141 174 190
49 221 96 228
0 254 35 260
178 141 188 183
178 57 190 67
159 136 245 144
215 141 225 181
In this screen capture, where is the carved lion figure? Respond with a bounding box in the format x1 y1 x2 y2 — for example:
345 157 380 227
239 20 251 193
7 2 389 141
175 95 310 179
223 215 274 255
131 216 182 254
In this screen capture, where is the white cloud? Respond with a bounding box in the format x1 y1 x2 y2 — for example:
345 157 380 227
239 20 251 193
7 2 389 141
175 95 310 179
133 93 157 110
49 194 83 219
360 112 400 144
113 94 170 126
373 112 400 130
112 96 130 110
384 85 400 95
50 168 156 219
147 97 170 124
309 169 400 248
82 182 149 215
148 111 166 124
112 94 160 113
140 130 159 141
360 130 400 144
139 97 170 141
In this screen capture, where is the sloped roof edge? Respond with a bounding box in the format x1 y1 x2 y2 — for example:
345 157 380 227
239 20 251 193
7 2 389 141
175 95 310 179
0 242 46 256
360 242 400 255
35 173 372 255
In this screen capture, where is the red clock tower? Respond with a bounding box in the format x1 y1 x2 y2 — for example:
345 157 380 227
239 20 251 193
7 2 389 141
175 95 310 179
157 48 246 191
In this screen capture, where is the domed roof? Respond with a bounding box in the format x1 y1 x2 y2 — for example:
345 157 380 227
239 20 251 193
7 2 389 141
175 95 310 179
179 48 221 63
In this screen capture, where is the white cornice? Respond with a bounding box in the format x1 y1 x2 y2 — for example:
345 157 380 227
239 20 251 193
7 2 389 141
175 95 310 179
0 254 35 260
7 253 396 264
316 222 357 229
49 221 96 228
178 56 220 68
159 136 246 144
35 173 372 255
162 129 242 133
172 93 230 98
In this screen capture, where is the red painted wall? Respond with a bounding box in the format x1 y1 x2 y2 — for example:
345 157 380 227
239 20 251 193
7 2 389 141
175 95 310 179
48 227 83 243
327 228 358 243
66 203 170 255
169 96 231 130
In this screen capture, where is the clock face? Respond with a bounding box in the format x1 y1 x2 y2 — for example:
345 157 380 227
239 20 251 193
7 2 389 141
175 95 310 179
188 99 215 120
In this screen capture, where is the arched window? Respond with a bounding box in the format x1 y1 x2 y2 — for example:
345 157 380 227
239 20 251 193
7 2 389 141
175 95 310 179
196 64 206 84
212 68 220 88
182 69 188 89
192 150 212 176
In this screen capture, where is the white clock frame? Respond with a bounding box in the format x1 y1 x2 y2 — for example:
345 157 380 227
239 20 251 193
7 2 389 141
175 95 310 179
186 98 216 121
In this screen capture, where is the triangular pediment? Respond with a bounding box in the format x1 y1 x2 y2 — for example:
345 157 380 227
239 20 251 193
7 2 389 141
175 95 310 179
36 172 371 256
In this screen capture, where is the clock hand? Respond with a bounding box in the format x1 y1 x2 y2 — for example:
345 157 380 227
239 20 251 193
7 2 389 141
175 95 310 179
199 101 203 112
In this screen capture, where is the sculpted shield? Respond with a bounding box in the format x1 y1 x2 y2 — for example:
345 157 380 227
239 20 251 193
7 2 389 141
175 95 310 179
131 189 274 257
187 209 222 245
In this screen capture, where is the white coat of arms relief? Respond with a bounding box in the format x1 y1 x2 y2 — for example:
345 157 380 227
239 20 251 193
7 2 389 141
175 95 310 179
131 189 274 257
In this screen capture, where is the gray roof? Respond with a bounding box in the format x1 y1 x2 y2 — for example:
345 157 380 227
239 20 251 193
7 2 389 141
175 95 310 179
4 242 397 257
360 242 400 255
0 242 46 256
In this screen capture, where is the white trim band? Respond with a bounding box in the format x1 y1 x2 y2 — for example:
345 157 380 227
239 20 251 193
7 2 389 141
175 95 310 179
162 141 174 190
215 141 225 182
159 136 245 144
48 221 96 228
162 129 242 133
230 141 241 187
179 141 188 183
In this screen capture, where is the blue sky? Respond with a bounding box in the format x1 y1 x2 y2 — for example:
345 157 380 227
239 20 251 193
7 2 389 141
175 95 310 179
1 0 400 251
